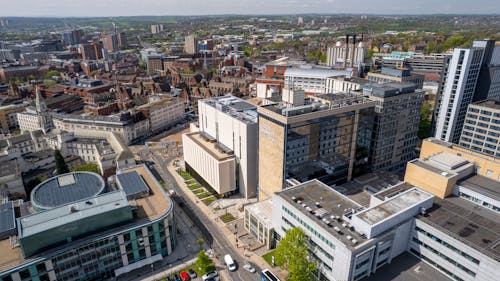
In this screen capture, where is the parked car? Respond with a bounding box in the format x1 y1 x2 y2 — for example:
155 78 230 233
179 271 190 281
173 273 181 281
202 271 218 280
243 263 256 273
188 269 197 278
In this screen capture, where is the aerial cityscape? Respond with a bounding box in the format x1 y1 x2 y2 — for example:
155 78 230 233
0 1 500 281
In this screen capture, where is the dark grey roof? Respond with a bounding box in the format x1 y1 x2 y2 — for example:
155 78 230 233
458 175 500 202
420 196 500 262
31 172 105 209
116 171 149 199
0 201 16 239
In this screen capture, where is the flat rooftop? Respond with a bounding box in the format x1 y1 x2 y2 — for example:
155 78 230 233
471 99 500 111
184 132 235 161
277 179 366 248
0 158 19 177
419 196 500 262
116 171 150 198
18 191 129 238
0 238 26 272
361 252 451 281
119 165 172 222
258 94 374 122
457 175 500 202
363 82 419 98
245 199 273 228
201 95 258 124
334 171 402 206
355 188 433 226
0 202 15 237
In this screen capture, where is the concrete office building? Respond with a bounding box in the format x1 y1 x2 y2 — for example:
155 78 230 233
183 96 258 198
184 35 198 55
325 76 369 94
272 179 435 281
284 65 352 94
362 82 424 171
367 67 425 89
271 141 500 281
146 55 163 74
136 96 185 134
459 99 500 157
257 91 375 200
0 164 176 281
433 40 492 143
326 35 368 68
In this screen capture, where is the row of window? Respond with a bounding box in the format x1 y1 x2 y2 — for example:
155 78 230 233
282 205 335 250
412 237 476 277
415 226 480 264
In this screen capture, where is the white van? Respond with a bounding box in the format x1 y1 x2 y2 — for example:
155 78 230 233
224 254 236 271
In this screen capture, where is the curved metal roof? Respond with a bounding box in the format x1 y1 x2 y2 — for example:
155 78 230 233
31 172 105 210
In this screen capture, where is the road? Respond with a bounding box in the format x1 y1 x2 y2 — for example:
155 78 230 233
151 154 261 281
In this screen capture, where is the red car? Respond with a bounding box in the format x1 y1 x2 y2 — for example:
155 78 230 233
179 271 190 281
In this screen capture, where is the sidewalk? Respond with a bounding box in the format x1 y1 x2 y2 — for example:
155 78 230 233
140 258 196 281
166 160 288 281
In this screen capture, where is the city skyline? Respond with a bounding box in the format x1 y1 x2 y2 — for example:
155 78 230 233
1 0 500 17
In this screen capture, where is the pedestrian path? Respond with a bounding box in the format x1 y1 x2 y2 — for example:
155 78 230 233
166 161 288 281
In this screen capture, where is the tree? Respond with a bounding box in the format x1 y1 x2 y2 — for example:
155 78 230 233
274 227 317 281
72 163 100 174
45 70 60 79
54 150 70 175
195 250 214 275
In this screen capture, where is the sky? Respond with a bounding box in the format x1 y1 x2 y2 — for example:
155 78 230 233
1 0 499 17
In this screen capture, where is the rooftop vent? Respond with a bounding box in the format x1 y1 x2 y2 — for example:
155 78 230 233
352 239 358 245
69 206 78 213
291 196 297 202
315 202 321 207
420 207 427 216
346 235 352 240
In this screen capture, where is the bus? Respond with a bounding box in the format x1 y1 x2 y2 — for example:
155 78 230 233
260 269 280 281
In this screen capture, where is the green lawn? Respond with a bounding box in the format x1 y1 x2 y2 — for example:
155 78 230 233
188 183 201 190
196 192 212 199
192 188 205 194
202 197 216 206
219 213 236 223
177 169 193 180
262 250 277 267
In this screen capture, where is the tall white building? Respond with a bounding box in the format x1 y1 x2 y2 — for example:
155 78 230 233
183 96 258 198
434 42 486 143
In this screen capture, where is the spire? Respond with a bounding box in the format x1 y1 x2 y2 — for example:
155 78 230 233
35 86 47 113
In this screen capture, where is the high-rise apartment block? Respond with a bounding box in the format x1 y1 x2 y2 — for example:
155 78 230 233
79 41 104 60
100 34 118 53
183 96 258 198
459 99 500 157
150 24 164 34
433 41 486 143
184 35 198 54
433 40 500 144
